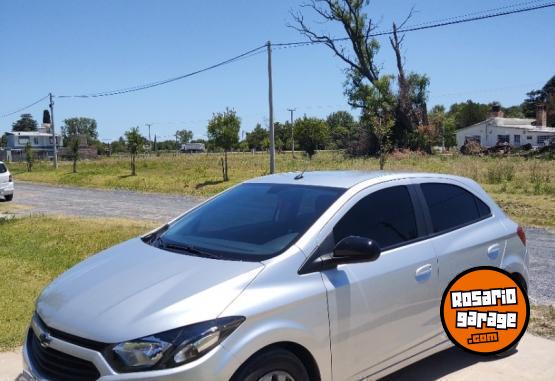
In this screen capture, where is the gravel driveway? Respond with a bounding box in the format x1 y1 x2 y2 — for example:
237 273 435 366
3 182 554 305
5 181 203 222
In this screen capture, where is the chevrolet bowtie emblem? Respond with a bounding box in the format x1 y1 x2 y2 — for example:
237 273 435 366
39 332 52 348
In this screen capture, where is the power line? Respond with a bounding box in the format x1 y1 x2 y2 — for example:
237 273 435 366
0 94 49 118
57 44 267 98
2 1 553 113
275 1 555 47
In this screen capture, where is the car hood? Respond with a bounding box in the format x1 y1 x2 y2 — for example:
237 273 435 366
36 238 263 343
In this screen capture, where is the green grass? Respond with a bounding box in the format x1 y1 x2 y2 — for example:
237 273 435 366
10 151 555 228
0 216 155 351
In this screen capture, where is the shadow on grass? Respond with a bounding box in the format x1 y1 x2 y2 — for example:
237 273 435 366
379 346 517 380
118 174 136 179
195 179 224 189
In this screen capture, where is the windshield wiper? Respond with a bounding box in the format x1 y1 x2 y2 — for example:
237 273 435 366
157 238 223 260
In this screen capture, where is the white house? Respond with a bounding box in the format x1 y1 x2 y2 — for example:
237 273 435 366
4 123 62 150
456 105 555 149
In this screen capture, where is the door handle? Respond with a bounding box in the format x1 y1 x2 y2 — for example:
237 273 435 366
487 244 501 260
415 264 433 282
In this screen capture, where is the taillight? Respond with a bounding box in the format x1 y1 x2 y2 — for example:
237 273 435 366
517 226 526 246
8 175 12 182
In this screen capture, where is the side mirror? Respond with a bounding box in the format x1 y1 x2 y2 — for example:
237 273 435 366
332 236 381 263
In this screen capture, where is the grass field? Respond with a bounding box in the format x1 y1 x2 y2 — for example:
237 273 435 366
0 216 155 351
9 151 555 228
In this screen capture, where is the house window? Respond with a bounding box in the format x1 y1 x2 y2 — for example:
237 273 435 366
18 137 29 145
514 135 520 145
527 136 533 140
537 136 552 146
497 135 510 143
465 135 481 144
33 137 39 145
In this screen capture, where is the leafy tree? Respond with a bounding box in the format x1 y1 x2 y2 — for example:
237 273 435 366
294 116 329 159
176 129 193 144
61 117 98 146
25 142 33 172
326 111 356 149
522 75 555 126
12 114 38 132
0 135 7 148
246 123 267 151
124 127 146 176
503 105 524 118
292 1 426 150
207 108 240 181
448 100 489 130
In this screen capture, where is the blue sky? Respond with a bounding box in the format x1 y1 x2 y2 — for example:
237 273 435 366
1 0 554 141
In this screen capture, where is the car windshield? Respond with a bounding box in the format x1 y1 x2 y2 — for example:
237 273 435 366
154 183 345 261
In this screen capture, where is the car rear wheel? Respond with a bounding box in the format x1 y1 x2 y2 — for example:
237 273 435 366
4 194 12 202
232 348 310 381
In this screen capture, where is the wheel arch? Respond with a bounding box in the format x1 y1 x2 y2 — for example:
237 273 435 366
230 341 321 381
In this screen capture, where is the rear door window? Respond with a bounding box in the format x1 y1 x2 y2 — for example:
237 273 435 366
333 186 419 250
421 183 491 234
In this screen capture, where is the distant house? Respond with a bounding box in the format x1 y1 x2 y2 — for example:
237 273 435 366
1 123 62 161
455 105 555 149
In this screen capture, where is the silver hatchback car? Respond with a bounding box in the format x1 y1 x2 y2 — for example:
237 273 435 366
22 171 528 381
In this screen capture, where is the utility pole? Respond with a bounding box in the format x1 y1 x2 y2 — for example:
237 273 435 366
145 123 152 153
267 41 275 174
49 93 58 168
175 131 179 155
287 108 296 157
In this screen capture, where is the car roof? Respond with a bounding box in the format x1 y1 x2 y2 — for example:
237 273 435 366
246 170 480 190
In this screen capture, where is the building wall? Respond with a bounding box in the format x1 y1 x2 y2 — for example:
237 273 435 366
456 122 555 148
6 134 62 149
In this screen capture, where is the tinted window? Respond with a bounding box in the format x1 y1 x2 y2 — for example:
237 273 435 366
158 183 344 261
0 164 6 173
334 186 418 250
421 183 491 233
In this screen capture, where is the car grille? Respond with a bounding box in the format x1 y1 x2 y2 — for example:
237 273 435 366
27 329 101 381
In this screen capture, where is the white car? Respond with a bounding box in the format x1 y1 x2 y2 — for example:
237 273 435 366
23 171 528 381
0 161 14 201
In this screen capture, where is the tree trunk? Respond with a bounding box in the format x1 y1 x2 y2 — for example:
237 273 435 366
224 150 229 181
73 158 77 173
131 154 136 176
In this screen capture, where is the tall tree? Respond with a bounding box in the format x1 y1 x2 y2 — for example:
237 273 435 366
246 123 267 151
522 75 555 126
124 127 146 176
207 108 240 181
176 129 193 144
326 111 356 149
12 114 38 132
448 100 489 129
61 117 98 145
292 1 424 152
294 116 329 159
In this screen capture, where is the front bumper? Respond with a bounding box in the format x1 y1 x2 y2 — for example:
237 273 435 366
22 316 239 381
0 181 14 196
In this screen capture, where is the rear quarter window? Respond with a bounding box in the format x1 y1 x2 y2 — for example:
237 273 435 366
0 164 7 173
421 183 491 234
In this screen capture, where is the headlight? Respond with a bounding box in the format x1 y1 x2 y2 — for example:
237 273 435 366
107 316 245 372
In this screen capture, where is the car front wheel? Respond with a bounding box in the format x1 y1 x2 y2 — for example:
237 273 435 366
231 348 310 381
4 194 13 202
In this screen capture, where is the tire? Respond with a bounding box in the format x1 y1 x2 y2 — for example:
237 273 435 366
231 348 310 381
4 194 13 202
